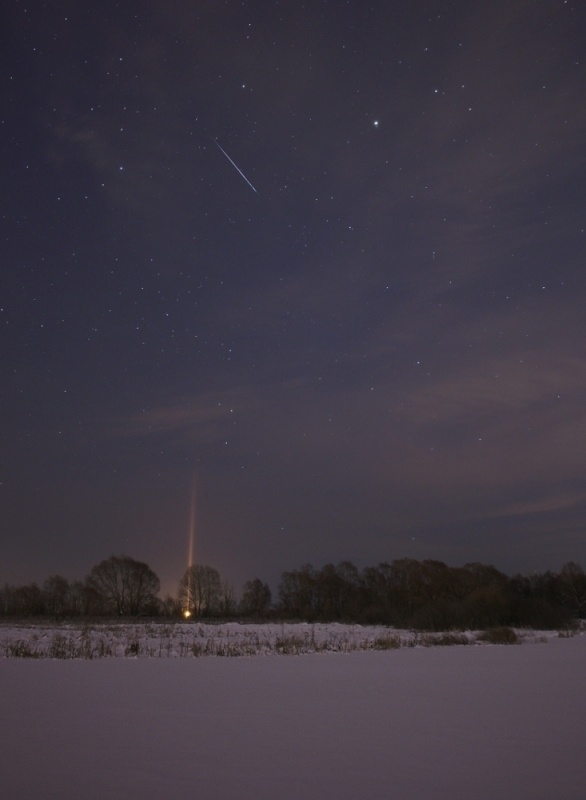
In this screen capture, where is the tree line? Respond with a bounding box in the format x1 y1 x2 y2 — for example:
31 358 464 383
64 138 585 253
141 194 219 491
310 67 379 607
1 555 585 629
0 556 272 620
276 559 586 629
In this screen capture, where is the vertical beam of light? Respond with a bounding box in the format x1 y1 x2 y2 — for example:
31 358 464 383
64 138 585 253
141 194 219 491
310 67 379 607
183 477 197 618
188 480 196 572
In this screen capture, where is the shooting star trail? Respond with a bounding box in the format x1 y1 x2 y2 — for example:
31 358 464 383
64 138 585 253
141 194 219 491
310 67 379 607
211 136 258 193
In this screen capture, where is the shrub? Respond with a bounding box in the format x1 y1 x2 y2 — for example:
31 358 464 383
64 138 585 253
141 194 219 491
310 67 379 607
275 635 305 655
4 639 41 658
373 635 401 650
477 627 519 645
431 633 469 646
414 633 469 647
48 634 74 659
557 625 579 638
124 638 141 657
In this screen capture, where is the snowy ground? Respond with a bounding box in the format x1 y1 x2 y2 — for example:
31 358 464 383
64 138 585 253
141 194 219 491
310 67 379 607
1 623 585 799
0 620 561 658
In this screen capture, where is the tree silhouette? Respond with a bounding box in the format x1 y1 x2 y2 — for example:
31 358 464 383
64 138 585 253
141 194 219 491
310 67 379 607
240 578 272 617
179 564 222 617
87 555 160 616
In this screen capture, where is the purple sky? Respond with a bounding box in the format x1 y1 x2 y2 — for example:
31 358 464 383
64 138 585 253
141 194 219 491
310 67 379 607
2 1 586 596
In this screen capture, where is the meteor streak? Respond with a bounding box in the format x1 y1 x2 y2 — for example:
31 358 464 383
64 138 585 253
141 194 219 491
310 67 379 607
211 136 258 193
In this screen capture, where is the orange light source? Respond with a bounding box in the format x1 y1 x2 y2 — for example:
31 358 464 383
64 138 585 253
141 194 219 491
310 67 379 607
183 609 192 619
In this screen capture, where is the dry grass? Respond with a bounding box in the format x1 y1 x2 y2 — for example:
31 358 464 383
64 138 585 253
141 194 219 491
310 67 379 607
476 627 519 645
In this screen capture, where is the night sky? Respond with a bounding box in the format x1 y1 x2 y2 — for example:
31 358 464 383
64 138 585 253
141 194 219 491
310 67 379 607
3 0 586 597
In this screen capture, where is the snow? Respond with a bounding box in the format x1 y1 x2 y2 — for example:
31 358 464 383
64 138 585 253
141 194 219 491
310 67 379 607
0 620 556 658
1 624 585 799
0 621 470 657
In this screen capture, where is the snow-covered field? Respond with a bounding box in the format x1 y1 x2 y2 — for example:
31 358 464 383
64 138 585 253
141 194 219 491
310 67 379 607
1 623 585 799
0 620 561 658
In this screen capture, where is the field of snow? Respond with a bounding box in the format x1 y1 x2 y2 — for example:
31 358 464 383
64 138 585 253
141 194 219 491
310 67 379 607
0 620 560 658
1 623 585 799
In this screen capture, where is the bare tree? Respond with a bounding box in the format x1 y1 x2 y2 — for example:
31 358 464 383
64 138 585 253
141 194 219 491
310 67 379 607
179 565 222 617
240 578 272 617
68 580 101 616
278 564 317 618
220 580 237 617
160 595 182 617
42 575 70 618
87 555 160 616
8 583 45 617
559 562 586 617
